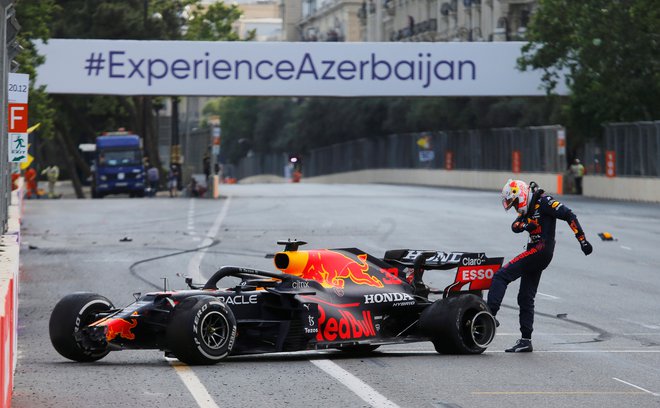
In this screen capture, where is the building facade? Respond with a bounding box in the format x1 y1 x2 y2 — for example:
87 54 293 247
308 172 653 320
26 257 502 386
292 0 364 42
285 0 536 42
235 0 283 41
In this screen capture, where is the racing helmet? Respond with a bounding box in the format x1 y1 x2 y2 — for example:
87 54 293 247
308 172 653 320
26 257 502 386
501 179 530 214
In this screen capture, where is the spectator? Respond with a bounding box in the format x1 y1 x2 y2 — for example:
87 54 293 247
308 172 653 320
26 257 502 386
168 164 179 197
147 165 160 197
25 168 38 199
570 159 585 195
41 164 60 198
203 153 211 184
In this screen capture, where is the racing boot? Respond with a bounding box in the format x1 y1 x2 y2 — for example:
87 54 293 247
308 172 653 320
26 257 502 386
505 338 533 353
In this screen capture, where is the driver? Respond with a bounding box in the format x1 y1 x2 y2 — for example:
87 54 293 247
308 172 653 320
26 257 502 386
487 179 593 352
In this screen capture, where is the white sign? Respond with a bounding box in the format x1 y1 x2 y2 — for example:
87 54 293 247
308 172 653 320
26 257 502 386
557 128 566 156
8 73 29 103
9 133 28 163
35 39 568 97
419 150 435 162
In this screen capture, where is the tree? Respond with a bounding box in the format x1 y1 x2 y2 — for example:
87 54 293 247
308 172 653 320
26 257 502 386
519 0 660 140
183 2 246 41
14 0 59 146
19 0 248 196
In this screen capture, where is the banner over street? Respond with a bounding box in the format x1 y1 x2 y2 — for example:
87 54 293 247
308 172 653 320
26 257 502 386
36 39 568 97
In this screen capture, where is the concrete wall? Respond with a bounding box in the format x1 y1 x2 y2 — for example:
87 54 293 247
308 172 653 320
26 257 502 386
303 169 564 194
585 175 660 202
239 169 660 203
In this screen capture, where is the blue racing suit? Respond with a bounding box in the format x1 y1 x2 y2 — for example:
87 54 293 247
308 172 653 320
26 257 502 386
487 186 592 339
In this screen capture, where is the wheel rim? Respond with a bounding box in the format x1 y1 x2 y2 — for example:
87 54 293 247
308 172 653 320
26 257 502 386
468 311 496 348
200 311 229 350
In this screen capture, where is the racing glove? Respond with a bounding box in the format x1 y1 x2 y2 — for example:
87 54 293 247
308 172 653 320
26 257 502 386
512 220 538 233
576 235 593 256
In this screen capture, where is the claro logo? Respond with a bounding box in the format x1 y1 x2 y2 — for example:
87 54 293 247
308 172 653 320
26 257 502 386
461 256 485 266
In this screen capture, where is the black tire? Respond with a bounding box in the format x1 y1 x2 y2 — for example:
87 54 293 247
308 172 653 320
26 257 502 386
336 344 380 354
49 292 114 362
167 296 237 365
419 295 496 354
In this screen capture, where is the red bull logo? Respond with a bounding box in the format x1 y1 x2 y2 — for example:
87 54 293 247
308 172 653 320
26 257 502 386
277 250 384 289
316 305 376 342
103 318 138 341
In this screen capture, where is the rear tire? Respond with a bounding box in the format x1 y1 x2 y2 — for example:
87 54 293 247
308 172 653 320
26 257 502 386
167 296 237 365
419 295 496 354
49 292 114 362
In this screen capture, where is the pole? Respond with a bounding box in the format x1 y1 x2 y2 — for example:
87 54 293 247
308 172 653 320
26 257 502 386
171 96 182 189
1 4 9 230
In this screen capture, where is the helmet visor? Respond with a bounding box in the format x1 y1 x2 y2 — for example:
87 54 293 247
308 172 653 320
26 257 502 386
502 197 517 211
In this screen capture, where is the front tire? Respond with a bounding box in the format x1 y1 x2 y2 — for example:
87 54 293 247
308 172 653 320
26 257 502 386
49 292 114 362
167 296 237 365
419 295 496 354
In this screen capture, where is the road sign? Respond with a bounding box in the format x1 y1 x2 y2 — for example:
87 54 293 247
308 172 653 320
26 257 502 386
9 133 28 163
7 73 30 163
512 150 521 173
8 103 28 133
8 73 29 103
605 151 616 178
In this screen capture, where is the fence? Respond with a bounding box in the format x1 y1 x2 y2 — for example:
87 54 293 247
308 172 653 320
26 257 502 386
583 121 660 177
235 125 566 179
180 127 211 182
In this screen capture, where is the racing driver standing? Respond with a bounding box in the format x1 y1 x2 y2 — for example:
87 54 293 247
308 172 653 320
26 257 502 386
487 179 593 352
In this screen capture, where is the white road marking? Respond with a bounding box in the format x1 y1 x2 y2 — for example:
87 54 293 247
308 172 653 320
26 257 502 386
169 360 221 408
187 199 197 234
496 332 660 336
186 196 232 283
537 292 560 300
311 359 400 408
383 350 660 354
170 197 232 408
620 246 632 250
613 377 660 397
618 318 660 330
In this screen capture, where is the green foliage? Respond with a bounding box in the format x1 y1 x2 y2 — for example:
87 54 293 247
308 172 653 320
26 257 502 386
14 0 60 140
184 2 243 41
519 0 660 138
17 0 248 175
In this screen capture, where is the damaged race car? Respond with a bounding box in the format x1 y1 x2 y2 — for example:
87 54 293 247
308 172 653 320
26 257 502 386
49 240 503 365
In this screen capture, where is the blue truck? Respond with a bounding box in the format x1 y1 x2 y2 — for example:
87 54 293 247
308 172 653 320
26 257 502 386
91 133 145 198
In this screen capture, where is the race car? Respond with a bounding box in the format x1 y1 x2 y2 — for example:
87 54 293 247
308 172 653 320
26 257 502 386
49 240 503 365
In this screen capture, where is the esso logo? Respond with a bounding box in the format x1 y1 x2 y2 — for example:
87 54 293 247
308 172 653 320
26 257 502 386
460 268 494 281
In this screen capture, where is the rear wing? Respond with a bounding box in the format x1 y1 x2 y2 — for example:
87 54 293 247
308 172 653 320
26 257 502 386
383 249 504 296
383 249 479 270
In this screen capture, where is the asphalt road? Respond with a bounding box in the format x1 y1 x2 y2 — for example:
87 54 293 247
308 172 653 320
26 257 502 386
13 183 660 408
